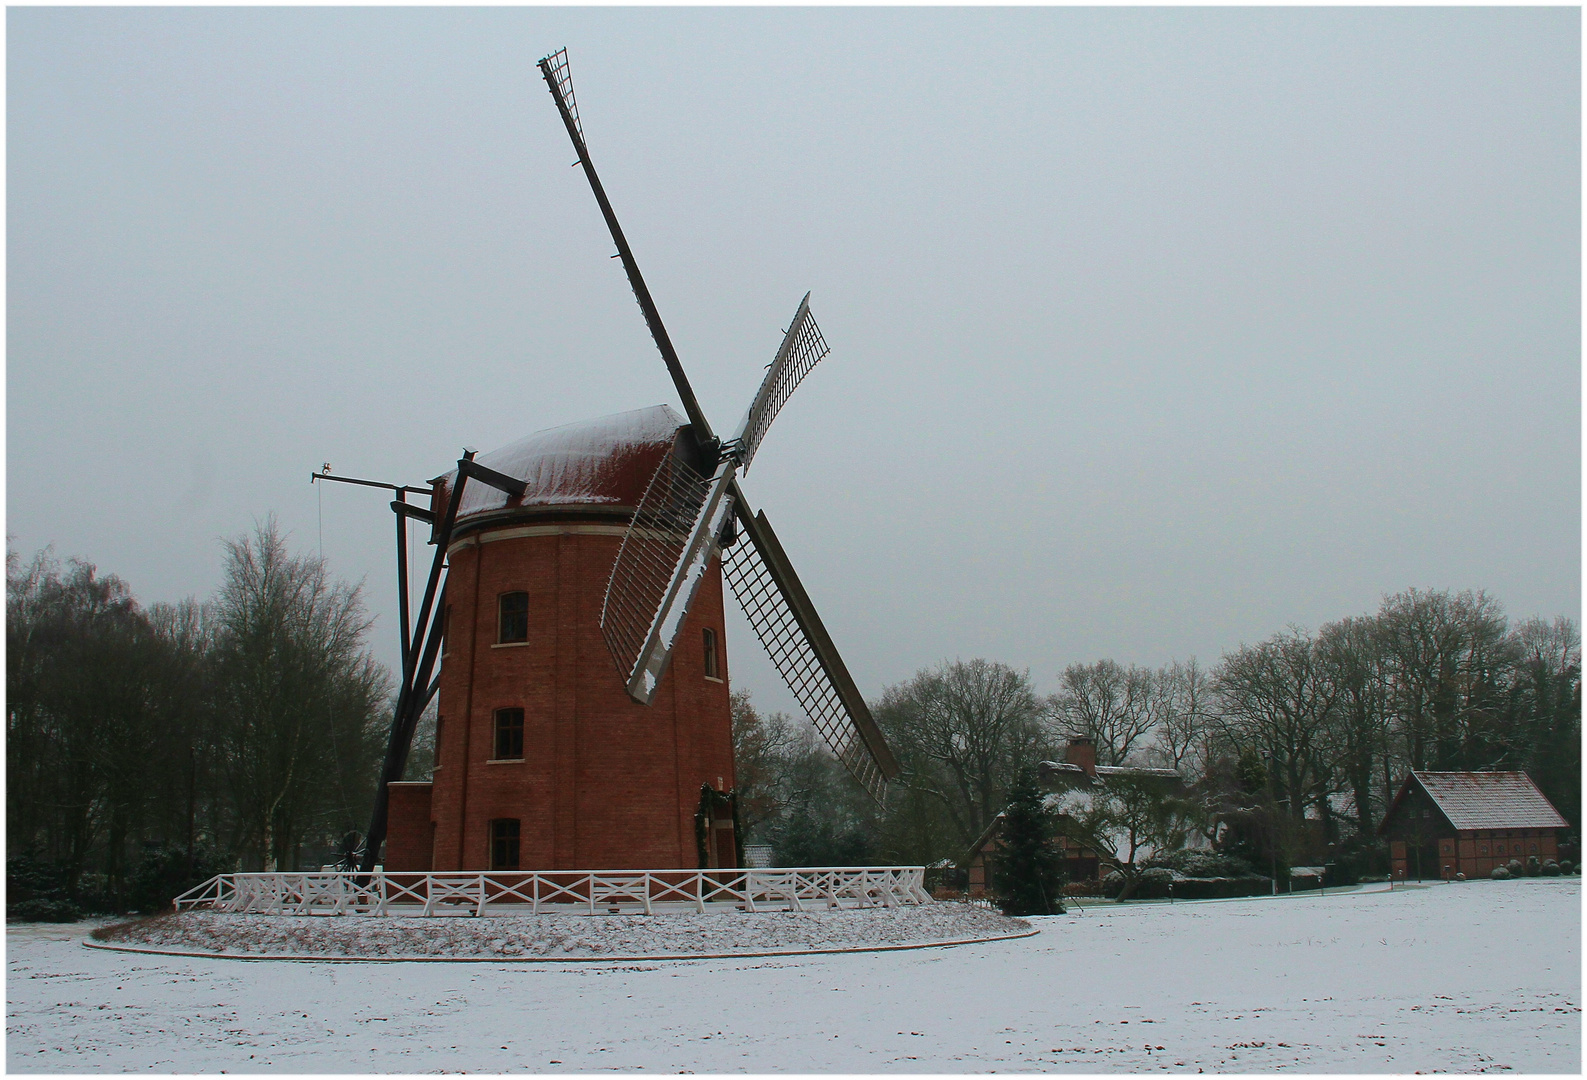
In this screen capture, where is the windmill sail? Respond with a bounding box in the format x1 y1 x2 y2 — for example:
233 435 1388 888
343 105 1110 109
600 446 735 704
731 294 829 473
722 499 899 802
538 48 714 440
547 48 898 800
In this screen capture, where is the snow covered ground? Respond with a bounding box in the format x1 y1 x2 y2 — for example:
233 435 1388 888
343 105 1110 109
8 877 1578 1072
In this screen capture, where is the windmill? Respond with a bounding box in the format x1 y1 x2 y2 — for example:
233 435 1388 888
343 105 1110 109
351 49 897 874
538 47 898 802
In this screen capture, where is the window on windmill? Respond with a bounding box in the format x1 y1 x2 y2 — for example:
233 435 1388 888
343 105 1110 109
493 708 524 759
490 819 520 871
498 592 529 643
703 627 719 679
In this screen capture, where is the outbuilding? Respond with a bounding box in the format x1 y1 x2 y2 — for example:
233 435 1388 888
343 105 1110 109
1379 770 1571 880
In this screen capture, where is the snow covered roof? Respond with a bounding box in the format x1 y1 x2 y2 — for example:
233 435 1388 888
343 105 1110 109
1095 766 1181 781
1399 771 1569 832
1305 792 1360 822
432 406 687 524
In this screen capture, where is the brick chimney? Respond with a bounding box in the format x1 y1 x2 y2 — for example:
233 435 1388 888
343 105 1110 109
1066 735 1097 777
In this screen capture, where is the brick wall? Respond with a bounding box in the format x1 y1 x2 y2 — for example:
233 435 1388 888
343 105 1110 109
413 521 736 872
385 782 434 872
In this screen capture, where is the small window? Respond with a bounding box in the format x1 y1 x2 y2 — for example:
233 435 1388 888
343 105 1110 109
435 715 444 766
490 819 520 871
494 708 524 759
498 592 529 643
703 627 719 679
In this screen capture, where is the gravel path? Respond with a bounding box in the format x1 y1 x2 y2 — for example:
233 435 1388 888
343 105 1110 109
87 903 1032 960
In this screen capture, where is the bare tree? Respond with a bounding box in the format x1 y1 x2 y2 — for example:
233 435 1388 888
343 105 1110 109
730 689 799 842
1506 615 1581 827
1048 772 1196 901
1214 629 1342 830
1145 658 1215 774
878 659 1051 850
1317 616 1393 835
1376 588 1512 772
1052 659 1157 766
211 519 389 871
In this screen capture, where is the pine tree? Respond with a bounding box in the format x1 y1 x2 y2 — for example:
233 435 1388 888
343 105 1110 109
995 766 1065 915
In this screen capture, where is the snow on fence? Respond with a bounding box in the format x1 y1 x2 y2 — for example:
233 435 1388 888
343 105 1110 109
172 867 931 917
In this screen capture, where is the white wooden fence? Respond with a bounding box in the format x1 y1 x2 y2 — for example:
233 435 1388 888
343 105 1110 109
172 867 931 917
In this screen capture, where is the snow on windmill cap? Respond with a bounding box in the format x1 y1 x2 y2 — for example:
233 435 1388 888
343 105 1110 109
430 405 690 526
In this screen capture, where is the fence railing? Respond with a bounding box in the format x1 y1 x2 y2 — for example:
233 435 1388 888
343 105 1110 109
172 867 931 917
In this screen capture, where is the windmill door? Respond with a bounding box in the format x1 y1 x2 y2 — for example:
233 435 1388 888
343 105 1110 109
696 786 739 869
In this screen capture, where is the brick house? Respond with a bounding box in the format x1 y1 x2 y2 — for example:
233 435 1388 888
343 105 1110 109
1378 770 1571 880
962 736 1186 894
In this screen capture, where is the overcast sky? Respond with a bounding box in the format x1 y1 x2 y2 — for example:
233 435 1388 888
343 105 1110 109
8 7 1580 716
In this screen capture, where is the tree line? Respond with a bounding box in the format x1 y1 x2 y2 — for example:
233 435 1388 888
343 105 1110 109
7 521 391 916
736 588 1580 880
8 533 1575 917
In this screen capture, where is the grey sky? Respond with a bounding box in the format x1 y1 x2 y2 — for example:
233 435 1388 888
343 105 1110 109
8 7 1580 718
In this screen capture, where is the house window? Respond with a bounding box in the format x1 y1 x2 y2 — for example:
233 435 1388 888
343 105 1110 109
494 708 524 759
498 592 529 643
490 819 520 871
703 628 719 679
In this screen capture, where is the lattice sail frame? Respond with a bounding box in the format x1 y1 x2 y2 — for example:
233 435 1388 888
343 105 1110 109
731 294 830 473
540 48 584 145
722 535 887 802
600 450 712 695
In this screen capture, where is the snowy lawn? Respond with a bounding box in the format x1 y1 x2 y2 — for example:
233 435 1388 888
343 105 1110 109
7 877 1578 1072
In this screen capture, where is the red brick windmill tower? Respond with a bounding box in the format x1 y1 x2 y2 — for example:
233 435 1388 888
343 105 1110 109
364 50 898 874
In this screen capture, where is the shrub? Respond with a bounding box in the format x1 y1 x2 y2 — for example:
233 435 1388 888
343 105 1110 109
6 850 66 904
1506 859 1524 877
1526 856 1542 877
1103 866 1270 901
7 898 82 923
1130 868 1177 899
1143 850 1256 879
126 845 228 915
1559 860 1574 875
1490 866 1510 880
1542 861 1561 877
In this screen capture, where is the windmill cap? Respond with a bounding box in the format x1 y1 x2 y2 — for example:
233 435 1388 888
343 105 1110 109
431 405 688 525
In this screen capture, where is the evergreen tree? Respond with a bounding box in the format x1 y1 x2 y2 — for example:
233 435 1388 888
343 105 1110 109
995 766 1065 915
